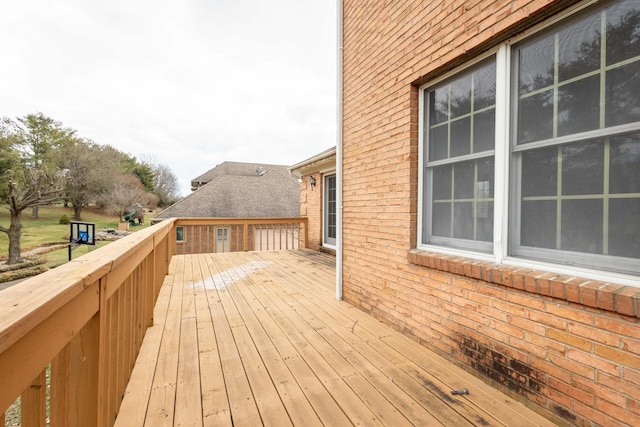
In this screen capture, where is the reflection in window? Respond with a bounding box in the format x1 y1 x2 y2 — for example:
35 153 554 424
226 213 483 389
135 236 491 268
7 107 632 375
513 0 640 271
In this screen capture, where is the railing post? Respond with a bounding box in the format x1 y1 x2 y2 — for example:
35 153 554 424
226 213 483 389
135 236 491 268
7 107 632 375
244 222 249 251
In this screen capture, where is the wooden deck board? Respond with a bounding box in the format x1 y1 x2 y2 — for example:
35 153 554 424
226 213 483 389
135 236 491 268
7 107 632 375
116 250 556 427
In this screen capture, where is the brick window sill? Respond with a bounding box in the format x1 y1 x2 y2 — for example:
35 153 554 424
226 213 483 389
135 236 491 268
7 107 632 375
408 249 640 319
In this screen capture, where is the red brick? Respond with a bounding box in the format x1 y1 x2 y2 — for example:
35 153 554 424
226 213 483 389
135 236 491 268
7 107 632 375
524 273 538 293
566 348 619 376
598 372 640 401
595 316 640 338
547 329 591 352
614 286 640 317
510 269 527 290
567 322 619 347
528 309 566 329
536 273 556 296
546 303 594 325
596 398 640 426
548 353 595 380
564 277 589 304
578 281 600 308
501 268 514 288
509 315 546 335
546 377 594 406
506 290 546 311
549 277 566 299
621 337 640 356
597 283 625 312
573 400 626 427
594 344 640 370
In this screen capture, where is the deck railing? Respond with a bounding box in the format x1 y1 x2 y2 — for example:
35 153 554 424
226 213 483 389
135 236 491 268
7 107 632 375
0 217 307 427
174 217 308 254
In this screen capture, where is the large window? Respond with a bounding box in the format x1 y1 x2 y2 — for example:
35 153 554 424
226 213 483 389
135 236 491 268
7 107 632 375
421 0 640 276
423 59 496 252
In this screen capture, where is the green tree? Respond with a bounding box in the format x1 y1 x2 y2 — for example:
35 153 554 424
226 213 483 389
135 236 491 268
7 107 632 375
0 118 21 193
132 162 156 193
14 113 75 218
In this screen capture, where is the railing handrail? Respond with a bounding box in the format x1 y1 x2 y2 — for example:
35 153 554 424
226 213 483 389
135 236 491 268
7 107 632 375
0 216 307 426
174 216 307 225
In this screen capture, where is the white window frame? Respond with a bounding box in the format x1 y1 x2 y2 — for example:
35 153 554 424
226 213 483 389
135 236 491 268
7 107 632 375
418 0 640 286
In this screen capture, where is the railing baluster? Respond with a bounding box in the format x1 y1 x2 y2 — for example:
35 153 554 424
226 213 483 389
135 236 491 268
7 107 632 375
21 369 46 427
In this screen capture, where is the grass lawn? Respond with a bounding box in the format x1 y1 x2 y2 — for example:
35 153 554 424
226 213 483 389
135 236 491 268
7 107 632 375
0 205 153 265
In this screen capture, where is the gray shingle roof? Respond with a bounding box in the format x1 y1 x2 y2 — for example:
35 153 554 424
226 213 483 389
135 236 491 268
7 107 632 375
154 162 300 220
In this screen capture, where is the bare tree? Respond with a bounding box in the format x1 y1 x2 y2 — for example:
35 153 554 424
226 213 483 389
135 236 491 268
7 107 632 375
101 174 152 222
139 155 181 207
58 139 118 220
0 168 63 264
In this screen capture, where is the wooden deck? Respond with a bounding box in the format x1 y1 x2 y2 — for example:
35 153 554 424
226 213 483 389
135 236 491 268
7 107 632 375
115 250 555 426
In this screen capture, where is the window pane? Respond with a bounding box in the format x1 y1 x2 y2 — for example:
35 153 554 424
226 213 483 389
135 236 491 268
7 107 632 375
450 73 472 118
450 117 471 157
561 199 603 254
522 200 557 249
432 203 451 237
557 75 600 136
454 160 474 199
521 146 558 197
477 157 494 242
606 0 640 65
474 61 496 109
477 157 495 197
477 202 494 242
518 90 554 143
454 202 473 239
558 13 601 82
429 124 448 161
606 60 640 127
473 109 495 153
429 87 449 124
518 36 555 95
562 140 604 195
610 135 640 193
432 164 452 199
609 198 640 258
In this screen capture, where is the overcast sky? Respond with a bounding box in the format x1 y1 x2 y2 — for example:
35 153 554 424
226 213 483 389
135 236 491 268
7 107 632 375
0 0 337 196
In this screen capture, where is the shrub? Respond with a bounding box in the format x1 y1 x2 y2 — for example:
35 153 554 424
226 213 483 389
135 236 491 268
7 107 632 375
59 214 70 225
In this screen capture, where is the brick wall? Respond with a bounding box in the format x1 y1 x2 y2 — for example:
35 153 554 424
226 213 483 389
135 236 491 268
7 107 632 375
341 0 640 425
299 173 324 251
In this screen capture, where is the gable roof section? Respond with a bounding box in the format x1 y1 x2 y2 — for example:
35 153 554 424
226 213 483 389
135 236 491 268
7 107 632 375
154 163 300 220
191 161 289 190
